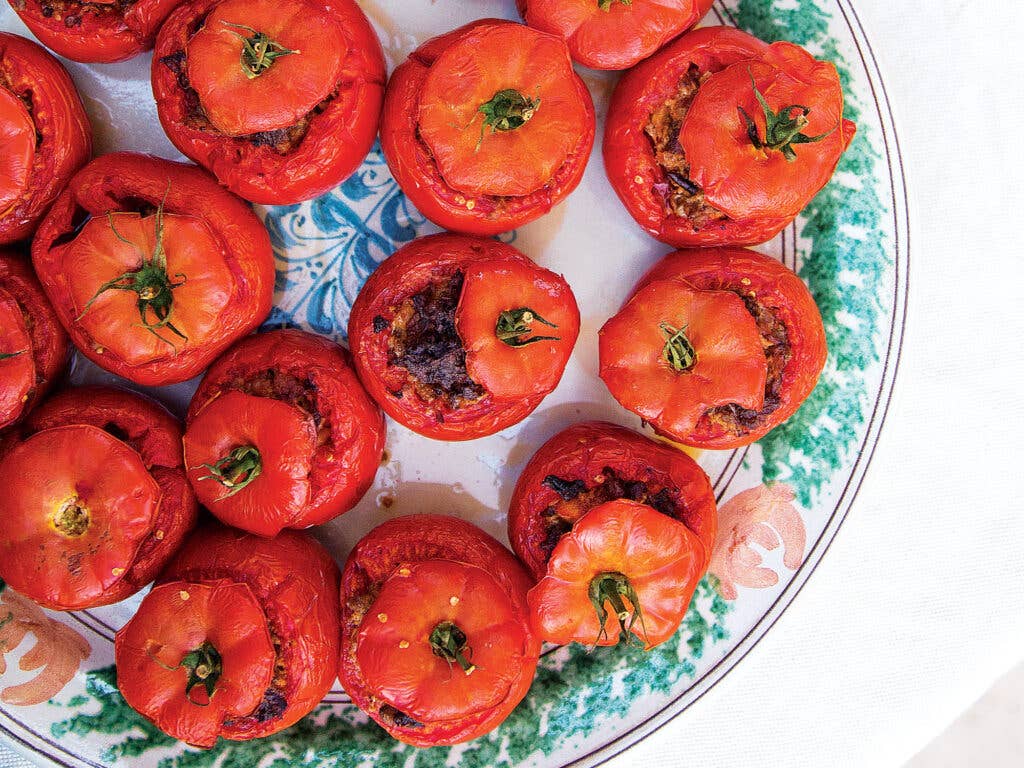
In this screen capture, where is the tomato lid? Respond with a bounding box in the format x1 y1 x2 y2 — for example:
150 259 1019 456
115 579 276 749
62 212 234 367
184 390 317 537
599 279 766 440
0 86 35 216
0 287 35 427
185 0 347 136
681 42 850 220
456 258 579 400
417 22 590 197
356 559 529 723
528 498 705 648
0 424 160 609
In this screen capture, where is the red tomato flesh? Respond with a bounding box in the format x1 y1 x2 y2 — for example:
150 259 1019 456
0 86 34 215
0 288 35 425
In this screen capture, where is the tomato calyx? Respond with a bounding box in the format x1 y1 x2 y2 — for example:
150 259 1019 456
659 322 697 372
495 307 560 348
197 445 262 499
0 350 25 360
76 203 188 349
53 497 90 538
475 89 541 148
597 0 632 10
150 639 224 705
737 71 836 162
588 571 648 648
429 620 477 675
222 22 298 80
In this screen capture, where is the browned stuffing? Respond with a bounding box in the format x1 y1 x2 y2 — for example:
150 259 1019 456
227 369 330 446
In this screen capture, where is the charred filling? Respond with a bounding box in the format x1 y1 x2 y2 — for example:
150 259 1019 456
643 64 727 227
704 294 791 434
379 704 424 730
387 271 484 411
538 468 680 561
223 620 290 728
32 0 133 26
225 368 329 446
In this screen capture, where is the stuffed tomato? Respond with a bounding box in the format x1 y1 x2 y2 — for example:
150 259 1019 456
348 233 580 440
0 32 91 245
183 329 385 537
152 0 385 204
339 514 539 746
115 524 340 748
517 0 712 70
0 387 198 610
0 252 68 430
31 152 274 386
381 19 595 235
604 26 856 246
599 247 827 448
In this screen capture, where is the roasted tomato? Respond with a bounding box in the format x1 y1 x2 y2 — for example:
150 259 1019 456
116 523 340 748
7 0 181 63
349 233 579 440
604 26 856 246
152 0 385 204
0 386 198 611
31 152 274 386
599 247 827 448
381 19 595 235
0 32 91 245
516 0 712 70
339 514 539 746
508 421 716 580
529 499 706 648
0 252 68 430
184 329 385 536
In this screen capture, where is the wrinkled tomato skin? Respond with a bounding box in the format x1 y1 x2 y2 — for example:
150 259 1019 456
630 247 827 448
339 514 539 746
31 152 274 386
604 26 853 247
0 252 68 430
152 0 385 204
508 421 717 580
0 33 91 245
0 386 198 610
516 0 713 70
381 20 595 236
9 0 181 62
349 233 578 441
156 523 341 743
187 329 386 531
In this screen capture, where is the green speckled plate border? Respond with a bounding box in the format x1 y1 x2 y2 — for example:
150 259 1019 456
0 0 908 766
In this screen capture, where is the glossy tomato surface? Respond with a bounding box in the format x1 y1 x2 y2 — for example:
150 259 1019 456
517 0 712 70
31 152 274 386
600 247 827 448
508 421 717 580
0 386 198 610
349 233 579 440
604 26 855 246
0 252 68 429
0 32 91 245
381 19 595 235
7 0 181 62
152 0 385 204
185 329 385 536
339 514 539 746
117 523 341 747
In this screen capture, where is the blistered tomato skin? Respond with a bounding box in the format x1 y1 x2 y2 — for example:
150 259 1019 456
517 0 713 70
185 329 386 536
0 32 92 245
348 233 580 441
152 0 386 204
604 26 855 247
7 0 182 62
0 386 198 611
381 19 595 235
339 514 539 746
117 523 341 747
0 252 69 430
507 421 717 580
31 152 274 387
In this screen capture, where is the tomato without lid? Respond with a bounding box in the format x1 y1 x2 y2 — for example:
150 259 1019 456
0 86 34 215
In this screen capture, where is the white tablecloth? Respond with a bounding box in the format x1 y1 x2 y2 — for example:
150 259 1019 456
2 2 1022 766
